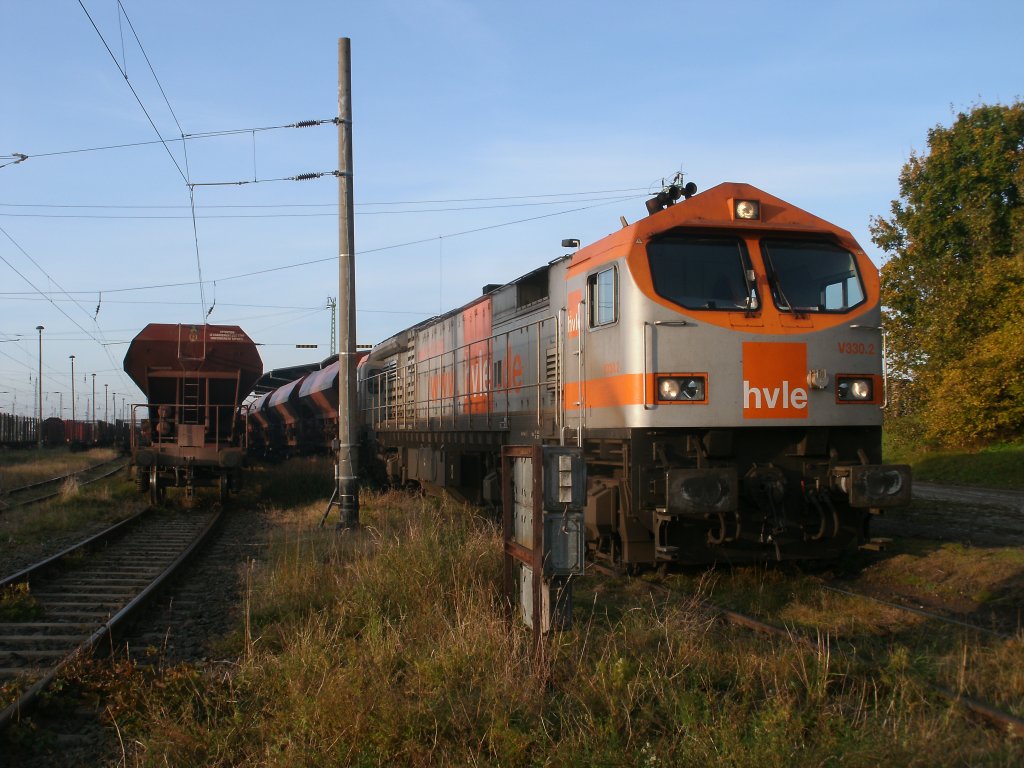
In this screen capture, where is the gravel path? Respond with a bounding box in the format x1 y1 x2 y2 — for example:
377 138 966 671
871 482 1024 548
913 482 1024 512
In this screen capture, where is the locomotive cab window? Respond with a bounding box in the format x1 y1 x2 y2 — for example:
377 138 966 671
588 266 617 327
761 239 865 312
646 234 757 311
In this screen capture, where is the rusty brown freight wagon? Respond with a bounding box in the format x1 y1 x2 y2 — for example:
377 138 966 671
124 323 263 503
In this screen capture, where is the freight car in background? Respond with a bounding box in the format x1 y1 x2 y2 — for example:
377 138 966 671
254 180 912 567
124 323 263 503
44 418 126 448
0 413 37 446
247 352 369 460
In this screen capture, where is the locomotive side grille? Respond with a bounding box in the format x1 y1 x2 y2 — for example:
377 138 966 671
545 345 559 392
401 349 416 425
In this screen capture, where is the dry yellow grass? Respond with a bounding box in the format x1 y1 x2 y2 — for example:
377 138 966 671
82 461 1024 767
0 446 117 489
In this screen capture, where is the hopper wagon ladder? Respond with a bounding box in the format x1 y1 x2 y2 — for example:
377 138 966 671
177 324 208 426
177 325 209 502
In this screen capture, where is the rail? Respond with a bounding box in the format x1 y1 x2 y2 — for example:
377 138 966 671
590 563 1024 738
0 505 222 730
1 457 129 510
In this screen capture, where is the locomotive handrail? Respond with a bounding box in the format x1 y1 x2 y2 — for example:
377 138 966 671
362 315 559 434
535 323 542 430
555 309 564 437
642 320 691 411
576 298 585 446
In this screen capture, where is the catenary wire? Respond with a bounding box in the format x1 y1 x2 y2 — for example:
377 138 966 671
0 193 646 219
0 296 439 316
0 225 136 393
77 0 188 184
1 121 335 164
78 0 211 321
0 194 637 297
0 187 649 209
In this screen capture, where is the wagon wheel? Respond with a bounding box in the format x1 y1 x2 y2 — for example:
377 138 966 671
219 473 230 504
149 465 164 505
135 466 149 493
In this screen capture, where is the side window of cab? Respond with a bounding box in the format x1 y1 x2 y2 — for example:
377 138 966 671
588 267 617 328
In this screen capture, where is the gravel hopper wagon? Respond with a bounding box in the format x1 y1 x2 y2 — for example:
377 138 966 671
124 323 263 503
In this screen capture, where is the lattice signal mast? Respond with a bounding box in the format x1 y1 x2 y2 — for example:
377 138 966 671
327 296 337 357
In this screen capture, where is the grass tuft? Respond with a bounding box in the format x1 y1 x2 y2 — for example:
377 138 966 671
59 475 80 500
0 582 43 621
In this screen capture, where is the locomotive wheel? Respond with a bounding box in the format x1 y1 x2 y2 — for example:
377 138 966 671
135 467 149 493
149 466 164 505
219 474 230 503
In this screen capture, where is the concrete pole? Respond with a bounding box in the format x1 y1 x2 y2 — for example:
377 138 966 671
69 355 76 440
36 326 43 448
336 37 359 528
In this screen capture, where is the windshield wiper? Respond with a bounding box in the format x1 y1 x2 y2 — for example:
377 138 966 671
762 249 795 313
740 266 758 311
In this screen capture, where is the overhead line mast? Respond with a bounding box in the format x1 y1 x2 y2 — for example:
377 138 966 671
327 38 358 529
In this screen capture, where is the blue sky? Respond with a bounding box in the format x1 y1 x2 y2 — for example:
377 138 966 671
1 0 1021 418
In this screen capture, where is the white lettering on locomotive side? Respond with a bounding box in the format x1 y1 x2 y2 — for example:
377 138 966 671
741 341 810 419
743 380 808 410
567 289 582 339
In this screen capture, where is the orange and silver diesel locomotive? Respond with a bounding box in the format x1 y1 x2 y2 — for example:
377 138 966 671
354 181 911 565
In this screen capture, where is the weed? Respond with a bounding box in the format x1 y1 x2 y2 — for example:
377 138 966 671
0 582 43 621
59 475 80 500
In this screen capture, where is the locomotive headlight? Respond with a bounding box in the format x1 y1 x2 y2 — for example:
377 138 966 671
733 199 761 220
658 378 681 400
837 376 873 401
657 375 706 402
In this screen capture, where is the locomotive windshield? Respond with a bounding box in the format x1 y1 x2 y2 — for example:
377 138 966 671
647 234 757 311
761 239 865 313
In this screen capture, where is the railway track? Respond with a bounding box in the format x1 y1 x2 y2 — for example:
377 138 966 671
0 456 130 510
588 562 1024 738
0 505 222 730
812 577 1016 640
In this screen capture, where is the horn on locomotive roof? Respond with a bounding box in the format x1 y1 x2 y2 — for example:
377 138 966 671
645 180 698 215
